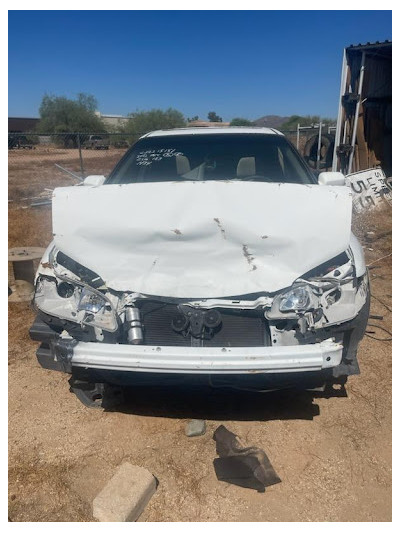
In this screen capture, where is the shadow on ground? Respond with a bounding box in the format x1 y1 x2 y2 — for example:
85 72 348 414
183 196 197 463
100 379 348 422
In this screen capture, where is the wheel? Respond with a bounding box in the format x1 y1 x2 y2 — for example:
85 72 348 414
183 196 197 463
303 133 335 169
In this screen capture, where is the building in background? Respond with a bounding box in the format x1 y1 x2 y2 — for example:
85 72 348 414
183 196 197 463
8 117 40 132
187 120 230 128
95 112 129 131
333 40 392 176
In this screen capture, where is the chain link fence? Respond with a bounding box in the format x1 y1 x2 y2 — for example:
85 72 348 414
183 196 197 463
8 128 337 205
8 132 145 204
8 132 143 178
9 127 336 176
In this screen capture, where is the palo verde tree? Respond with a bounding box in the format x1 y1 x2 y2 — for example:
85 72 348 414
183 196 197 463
38 93 106 146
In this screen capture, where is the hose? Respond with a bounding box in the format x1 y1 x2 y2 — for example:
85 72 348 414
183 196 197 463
371 293 392 313
365 323 392 342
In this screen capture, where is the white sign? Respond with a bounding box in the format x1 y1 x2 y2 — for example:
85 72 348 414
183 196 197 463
346 168 392 213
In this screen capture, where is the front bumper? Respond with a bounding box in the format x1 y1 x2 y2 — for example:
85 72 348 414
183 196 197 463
30 283 370 382
66 339 342 374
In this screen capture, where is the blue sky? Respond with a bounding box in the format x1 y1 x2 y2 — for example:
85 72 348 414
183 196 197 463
8 10 392 121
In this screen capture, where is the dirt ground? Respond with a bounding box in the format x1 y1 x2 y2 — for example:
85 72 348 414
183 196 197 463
8 150 392 522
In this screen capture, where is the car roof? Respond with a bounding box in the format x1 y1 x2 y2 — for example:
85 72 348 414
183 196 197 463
141 127 284 138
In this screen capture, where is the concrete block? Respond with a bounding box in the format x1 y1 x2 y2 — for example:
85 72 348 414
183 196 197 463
185 419 206 437
93 462 157 522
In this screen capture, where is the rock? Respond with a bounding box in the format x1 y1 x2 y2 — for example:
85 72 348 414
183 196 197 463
185 419 206 437
93 462 157 522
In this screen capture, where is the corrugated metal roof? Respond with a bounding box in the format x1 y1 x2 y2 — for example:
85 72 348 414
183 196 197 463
347 40 391 51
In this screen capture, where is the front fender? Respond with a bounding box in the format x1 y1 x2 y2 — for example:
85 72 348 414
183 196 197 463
349 232 366 277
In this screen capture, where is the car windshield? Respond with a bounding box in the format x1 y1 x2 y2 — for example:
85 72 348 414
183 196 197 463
107 133 315 185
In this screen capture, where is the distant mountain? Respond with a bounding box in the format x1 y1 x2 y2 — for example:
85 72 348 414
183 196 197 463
253 115 289 128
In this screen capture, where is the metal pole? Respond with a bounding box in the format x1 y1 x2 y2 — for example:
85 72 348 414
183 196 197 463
296 123 300 149
55 164 84 182
332 49 348 172
316 122 323 171
348 51 366 175
77 133 85 177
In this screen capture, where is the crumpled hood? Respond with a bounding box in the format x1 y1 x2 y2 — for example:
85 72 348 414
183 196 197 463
52 181 353 298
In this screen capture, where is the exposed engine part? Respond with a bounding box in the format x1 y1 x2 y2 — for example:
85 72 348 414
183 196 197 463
136 300 266 347
298 316 307 335
176 306 222 339
204 309 222 329
171 314 189 333
187 309 206 338
125 307 143 345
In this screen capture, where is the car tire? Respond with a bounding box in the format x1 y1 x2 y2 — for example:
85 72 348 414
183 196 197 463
303 133 335 169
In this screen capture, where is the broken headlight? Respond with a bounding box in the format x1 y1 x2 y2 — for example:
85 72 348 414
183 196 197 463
278 285 312 312
34 277 118 332
78 288 105 314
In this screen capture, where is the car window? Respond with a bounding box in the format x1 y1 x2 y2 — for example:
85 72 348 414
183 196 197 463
107 133 316 185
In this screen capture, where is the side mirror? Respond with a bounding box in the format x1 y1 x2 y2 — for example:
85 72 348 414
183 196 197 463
318 172 346 186
82 175 106 187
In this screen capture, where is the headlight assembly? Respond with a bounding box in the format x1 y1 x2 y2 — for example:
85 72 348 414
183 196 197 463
78 288 105 314
34 277 118 332
278 285 313 312
57 281 75 298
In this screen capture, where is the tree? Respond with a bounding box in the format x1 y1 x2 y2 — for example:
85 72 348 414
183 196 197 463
207 111 223 122
230 117 254 126
280 115 336 131
187 115 199 122
76 93 97 112
38 93 105 134
124 108 186 138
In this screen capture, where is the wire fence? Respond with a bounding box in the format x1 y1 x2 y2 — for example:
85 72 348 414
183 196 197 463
8 128 339 206
8 132 143 179
8 126 336 181
8 132 145 205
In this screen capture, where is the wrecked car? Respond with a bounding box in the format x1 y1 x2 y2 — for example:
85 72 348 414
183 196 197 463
29 127 370 406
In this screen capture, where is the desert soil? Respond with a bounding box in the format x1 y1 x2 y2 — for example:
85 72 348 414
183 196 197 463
8 148 392 521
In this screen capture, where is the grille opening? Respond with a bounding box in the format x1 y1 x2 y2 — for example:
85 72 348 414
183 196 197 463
135 301 270 347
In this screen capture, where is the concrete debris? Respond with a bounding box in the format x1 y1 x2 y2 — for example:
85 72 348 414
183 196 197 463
93 462 157 522
8 280 34 303
185 419 206 437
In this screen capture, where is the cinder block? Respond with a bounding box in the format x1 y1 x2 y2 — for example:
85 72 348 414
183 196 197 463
185 419 206 437
93 462 157 522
